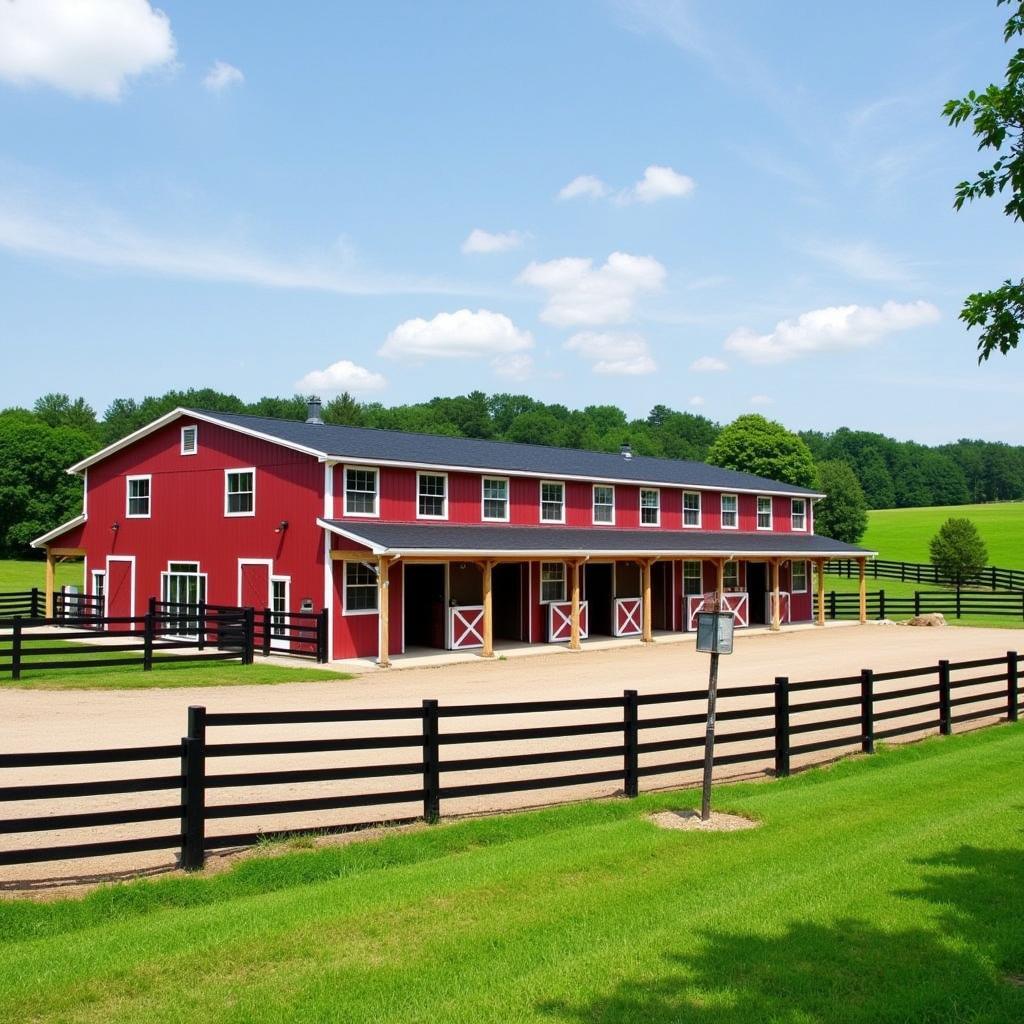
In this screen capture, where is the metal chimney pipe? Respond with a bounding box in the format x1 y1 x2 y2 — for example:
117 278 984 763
306 396 323 424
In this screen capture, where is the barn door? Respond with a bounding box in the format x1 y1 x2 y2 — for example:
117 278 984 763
105 559 133 632
239 562 270 611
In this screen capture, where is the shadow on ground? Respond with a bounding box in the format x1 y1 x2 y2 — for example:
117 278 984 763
539 844 1024 1023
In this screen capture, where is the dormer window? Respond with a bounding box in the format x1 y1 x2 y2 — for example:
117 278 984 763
180 425 198 455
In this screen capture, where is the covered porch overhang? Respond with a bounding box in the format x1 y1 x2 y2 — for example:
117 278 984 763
29 515 88 618
317 519 877 667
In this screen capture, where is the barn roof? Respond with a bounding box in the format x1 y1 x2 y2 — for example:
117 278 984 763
318 520 874 558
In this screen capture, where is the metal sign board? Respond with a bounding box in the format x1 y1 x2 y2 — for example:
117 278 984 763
696 611 734 654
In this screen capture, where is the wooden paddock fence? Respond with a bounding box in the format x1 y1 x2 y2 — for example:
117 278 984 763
827 557 1024 592
0 651 1017 871
825 588 1024 621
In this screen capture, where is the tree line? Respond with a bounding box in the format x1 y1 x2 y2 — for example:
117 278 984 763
1 388 1022 558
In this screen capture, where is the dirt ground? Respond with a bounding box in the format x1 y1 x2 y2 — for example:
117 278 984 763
0 622 1018 895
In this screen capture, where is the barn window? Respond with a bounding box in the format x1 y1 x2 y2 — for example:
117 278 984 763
540 562 566 603
482 477 509 521
540 481 564 523
683 491 701 527
344 562 378 613
720 494 738 529
125 475 151 518
683 560 703 595
180 425 198 455
225 469 255 516
756 496 773 530
640 488 660 526
791 498 807 531
344 467 379 517
724 561 739 589
592 485 614 525
417 472 447 519
792 560 808 593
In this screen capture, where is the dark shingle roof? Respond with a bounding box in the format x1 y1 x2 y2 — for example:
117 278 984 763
320 520 873 557
196 410 822 496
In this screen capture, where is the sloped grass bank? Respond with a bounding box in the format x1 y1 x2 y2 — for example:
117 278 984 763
1 724 1022 1022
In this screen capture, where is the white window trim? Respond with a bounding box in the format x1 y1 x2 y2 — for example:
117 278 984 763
125 474 152 519
791 498 807 532
592 484 615 526
682 559 703 595
682 490 702 529
756 495 773 531
91 569 106 616
180 425 198 456
792 559 808 593
539 480 565 524
343 465 380 519
342 560 379 616
416 470 449 521
724 560 740 590
720 493 739 530
539 561 567 603
639 487 661 527
481 476 510 523
224 467 256 518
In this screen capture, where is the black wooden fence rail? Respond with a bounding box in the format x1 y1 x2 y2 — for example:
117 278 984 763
827 557 1024 592
0 651 1018 870
825 588 1024 621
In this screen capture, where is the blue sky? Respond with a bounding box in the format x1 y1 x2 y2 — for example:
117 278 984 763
0 0 1021 443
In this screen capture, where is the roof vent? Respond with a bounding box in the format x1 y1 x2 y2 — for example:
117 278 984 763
306 396 323 424
620 442 632 460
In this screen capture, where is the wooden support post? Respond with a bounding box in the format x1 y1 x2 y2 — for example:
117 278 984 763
816 559 826 626
858 557 867 624
377 556 390 668
44 550 55 619
482 559 494 658
770 559 781 631
641 559 653 643
570 560 581 651
716 558 725 608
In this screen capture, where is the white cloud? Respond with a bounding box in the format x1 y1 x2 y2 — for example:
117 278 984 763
688 395 705 407
0 193 470 296
491 353 534 380
0 0 175 101
804 240 918 285
557 174 609 200
618 164 695 204
750 395 774 406
295 359 387 395
519 251 666 326
461 228 526 254
690 355 728 372
203 60 244 92
379 309 534 361
724 300 941 365
564 331 656 376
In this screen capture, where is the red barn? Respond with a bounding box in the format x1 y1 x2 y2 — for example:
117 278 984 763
33 400 874 665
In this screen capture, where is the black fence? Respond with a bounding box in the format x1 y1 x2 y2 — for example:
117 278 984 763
827 557 1024 592
0 651 1017 870
825 589 1024 621
0 590 42 620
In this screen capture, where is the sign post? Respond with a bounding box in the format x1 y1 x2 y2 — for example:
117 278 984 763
696 608 735 821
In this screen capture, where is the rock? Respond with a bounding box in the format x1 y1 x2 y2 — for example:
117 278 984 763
905 613 946 627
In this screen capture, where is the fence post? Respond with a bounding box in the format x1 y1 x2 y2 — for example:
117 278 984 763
30 586 40 618
860 669 874 755
900 562 905 583
829 591 836 620
1008 651 1019 723
879 589 886 620
11 619 21 681
422 699 440 823
197 601 206 652
914 591 921 617
774 675 791 777
955 587 962 620
262 607 272 657
992 566 997 592
623 689 639 797
143 611 154 671
938 660 952 736
317 607 329 663
243 607 255 664
181 705 206 871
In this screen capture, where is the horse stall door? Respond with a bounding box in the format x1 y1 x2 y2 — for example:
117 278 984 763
240 562 270 611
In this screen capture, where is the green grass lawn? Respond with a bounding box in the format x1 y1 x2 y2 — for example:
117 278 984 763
1 724 1022 1023
862 502 1024 568
0 557 81 593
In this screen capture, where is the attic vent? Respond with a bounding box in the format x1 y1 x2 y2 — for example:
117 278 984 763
306 397 323 424
620 442 632 460
180 425 198 455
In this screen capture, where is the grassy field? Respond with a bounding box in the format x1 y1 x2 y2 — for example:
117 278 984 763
863 502 1024 567
0 724 1021 1023
0 557 81 592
